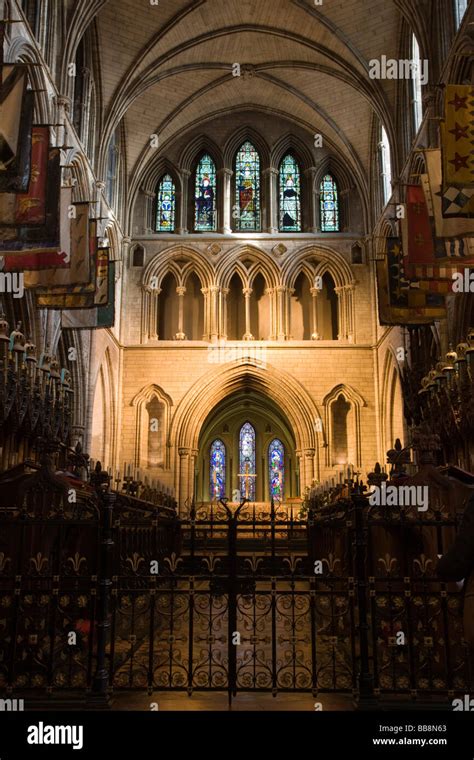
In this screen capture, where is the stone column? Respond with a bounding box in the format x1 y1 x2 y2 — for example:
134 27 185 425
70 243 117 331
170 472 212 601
143 190 156 234
177 170 190 234
148 287 161 341
242 288 254 340
189 448 199 505
178 448 190 514
201 287 210 341
275 286 288 340
345 284 355 343
303 448 316 491
294 450 301 497
304 167 319 233
54 95 71 148
335 286 345 341
265 288 275 340
310 287 320 340
423 89 440 149
263 167 279 233
175 286 187 340
122 236 132 265
339 188 351 232
220 288 229 340
208 285 220 342
95 180 106 238
217 168 233 234
284 286 292 339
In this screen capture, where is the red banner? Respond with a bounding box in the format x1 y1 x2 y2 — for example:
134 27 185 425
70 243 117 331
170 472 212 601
14 127 49 225
404 185 435 266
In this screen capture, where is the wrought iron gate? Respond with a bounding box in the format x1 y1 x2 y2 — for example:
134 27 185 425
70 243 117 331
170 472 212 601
110 493 472 704
110 499 357 699
2 467 471 705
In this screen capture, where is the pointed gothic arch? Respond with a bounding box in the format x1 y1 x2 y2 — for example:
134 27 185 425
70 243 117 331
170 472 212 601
169 360 322 509
130 384 173 471
322 384 367 468
90 347 116 468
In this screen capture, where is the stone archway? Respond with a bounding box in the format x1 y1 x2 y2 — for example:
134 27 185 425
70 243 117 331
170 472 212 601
198 388 298 503
169 359 322 510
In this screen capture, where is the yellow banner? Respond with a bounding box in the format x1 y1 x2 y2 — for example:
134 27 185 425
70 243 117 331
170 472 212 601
443 85 474 187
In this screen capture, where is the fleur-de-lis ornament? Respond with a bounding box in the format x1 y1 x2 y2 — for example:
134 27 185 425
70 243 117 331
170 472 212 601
126 553 145 574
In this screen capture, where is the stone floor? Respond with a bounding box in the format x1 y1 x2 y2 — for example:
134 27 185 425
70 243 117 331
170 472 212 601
109 691 355 711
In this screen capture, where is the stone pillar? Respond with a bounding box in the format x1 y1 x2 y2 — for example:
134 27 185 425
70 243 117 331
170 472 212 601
243 288 253 340
339 188 351 232
189 448 199 505
122 236 132 265
423 89 440 149
95 180 106 238
283 286 291 339
304 167 319 233
217 168 233 234
178 448 190 513
304 448 316 491
275 286 288 340
220 288 229 340
148 288 161 340
177 170 190 234
263 168 279 233
295 450 302 497
265 288 275 340
175 286 186 340
143 190 156 234
335 286 345 341
209 285 220 342
345 284 355 343
310 287 320 340
54 95 71 149
201 287 210 341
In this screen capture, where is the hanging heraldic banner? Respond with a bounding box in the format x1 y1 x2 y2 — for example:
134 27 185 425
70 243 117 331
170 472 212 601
0 66 34 193
0 184 72 271
443 85 474 189
24 204 92 288
61 262 116 330
422 149 474 243
376 237 446 325
36 243 109 309
0 126 50 227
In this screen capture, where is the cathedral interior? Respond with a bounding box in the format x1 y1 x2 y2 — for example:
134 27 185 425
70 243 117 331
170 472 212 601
0 0 473 717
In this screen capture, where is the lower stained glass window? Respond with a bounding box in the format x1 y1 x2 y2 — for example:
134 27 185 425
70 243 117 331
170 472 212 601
268 439 284 500
239 422 256 500
210 439 226 500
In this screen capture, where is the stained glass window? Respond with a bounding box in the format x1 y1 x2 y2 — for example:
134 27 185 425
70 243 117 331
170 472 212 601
105 130 118 208
412 35 422 132
239 422 256 501
156 174 176 232
210 439 226 501
194 153 217 231
234 141 260 232
279 154 301 231
268 439 284 501
455 0 468 29
320 174 339 232
380 127 392 205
